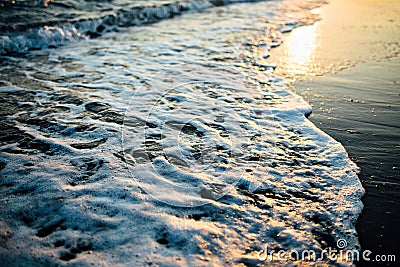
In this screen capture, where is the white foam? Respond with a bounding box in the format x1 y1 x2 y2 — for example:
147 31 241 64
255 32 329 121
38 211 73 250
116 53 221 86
0 0 364 266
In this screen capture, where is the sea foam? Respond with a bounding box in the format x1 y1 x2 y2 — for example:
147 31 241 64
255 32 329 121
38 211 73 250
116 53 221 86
0 0 364 266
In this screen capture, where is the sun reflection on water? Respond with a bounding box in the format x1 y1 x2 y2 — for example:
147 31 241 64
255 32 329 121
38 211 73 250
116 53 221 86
279 23 319 79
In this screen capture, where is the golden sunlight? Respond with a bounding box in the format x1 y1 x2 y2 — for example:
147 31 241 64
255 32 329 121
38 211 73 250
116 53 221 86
279 23 319 78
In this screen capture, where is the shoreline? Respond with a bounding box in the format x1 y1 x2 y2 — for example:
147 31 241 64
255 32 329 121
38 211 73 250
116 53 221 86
268 0 399 264
0 1 364 265
291 58 400 266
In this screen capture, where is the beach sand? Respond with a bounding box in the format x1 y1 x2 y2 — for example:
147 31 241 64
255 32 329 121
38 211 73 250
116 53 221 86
269 0 400 265
0 1 367 265
0 0 396 265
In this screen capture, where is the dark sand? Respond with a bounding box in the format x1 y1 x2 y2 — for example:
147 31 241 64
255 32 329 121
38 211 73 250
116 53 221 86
269 0 400 265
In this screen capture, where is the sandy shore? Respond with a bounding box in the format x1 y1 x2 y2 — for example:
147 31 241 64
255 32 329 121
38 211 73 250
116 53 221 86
269 0 400 265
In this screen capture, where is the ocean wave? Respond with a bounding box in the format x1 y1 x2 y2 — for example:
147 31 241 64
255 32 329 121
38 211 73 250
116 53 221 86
0 0 273 55
0 0 364 266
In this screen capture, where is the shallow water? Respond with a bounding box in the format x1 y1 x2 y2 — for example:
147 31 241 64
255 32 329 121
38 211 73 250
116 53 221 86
267 0 400 262
292 60 400 260
0 0 364 266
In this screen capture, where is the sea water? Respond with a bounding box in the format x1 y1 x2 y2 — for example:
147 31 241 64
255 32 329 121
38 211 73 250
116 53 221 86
0 0 364 266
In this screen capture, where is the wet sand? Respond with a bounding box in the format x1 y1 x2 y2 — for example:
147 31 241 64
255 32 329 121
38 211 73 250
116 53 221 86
1 1 367 265
269 0 400 265
293 59 400 266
